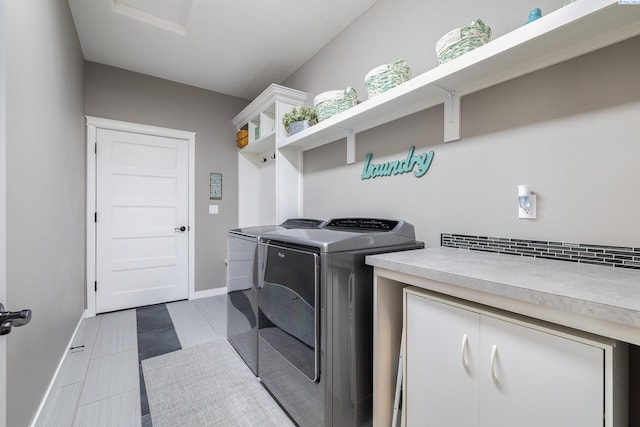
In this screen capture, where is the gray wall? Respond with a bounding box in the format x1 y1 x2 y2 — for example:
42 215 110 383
4 0 85 425
286 3 640 417
286 0 562 110
84 63 249 292
285 0 640 249
0 1 7 423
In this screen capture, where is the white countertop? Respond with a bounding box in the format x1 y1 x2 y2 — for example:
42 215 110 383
366 247 640 334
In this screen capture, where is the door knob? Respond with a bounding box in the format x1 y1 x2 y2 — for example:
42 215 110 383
0 303 32 336
174 226 187 232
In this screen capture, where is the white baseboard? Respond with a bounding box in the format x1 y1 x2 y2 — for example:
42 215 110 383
191 286 226 299
30 309 87 427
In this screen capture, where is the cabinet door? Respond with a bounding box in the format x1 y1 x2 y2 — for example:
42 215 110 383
479 315 604 427
405 294 480 427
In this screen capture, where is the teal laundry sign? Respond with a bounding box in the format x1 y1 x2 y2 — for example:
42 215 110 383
361 146 434 180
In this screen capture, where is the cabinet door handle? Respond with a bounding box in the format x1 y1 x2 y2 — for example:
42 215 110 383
490 344 499 384
460 334 469 371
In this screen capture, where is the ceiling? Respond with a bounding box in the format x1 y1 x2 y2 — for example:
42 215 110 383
68 0 379 100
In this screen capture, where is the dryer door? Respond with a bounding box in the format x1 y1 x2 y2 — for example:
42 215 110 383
259 242 320 382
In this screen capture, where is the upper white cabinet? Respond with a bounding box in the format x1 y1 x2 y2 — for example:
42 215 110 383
404 288 627 427
278 0 640 163
232 84 307 226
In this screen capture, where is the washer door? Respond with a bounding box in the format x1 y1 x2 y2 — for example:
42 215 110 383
226 235 258 375
259 242 320 382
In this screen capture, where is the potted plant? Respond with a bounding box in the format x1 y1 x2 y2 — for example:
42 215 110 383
282 106 318 135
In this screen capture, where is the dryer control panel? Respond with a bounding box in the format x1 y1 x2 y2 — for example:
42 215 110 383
323 218 399 232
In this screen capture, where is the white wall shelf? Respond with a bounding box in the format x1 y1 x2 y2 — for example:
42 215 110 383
279 0 640 164
240 132 275 155
234 0 640 225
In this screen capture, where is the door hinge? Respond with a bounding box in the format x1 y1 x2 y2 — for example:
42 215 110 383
94 212 97 223
94 143 97 154
94 281 97 292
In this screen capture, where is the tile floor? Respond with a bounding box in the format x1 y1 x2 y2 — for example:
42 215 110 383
34 295 289 426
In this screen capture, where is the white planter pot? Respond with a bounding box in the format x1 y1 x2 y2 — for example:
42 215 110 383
287 120 310 135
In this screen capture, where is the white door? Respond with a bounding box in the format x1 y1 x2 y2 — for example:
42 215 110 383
479 315 603 427
405 293 480 427
95 128 189 313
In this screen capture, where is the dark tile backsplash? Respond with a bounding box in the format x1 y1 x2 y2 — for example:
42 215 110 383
441 233 640 270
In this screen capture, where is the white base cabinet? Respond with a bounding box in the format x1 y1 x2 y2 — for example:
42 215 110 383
404 288 627 427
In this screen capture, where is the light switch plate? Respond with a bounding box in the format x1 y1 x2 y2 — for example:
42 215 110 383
209 205 219 214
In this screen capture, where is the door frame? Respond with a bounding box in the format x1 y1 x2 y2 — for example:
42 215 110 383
85 116 196 317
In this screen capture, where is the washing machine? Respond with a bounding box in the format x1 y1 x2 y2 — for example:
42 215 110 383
226 218 324 376
257 218 424 426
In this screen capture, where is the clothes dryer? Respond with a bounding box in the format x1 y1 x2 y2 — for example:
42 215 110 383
257 218 424 426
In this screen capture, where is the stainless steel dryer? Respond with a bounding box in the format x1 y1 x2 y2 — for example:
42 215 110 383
226 218 324 376
257 218 424 427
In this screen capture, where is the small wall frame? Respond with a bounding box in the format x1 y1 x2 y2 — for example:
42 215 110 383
209 173 222 200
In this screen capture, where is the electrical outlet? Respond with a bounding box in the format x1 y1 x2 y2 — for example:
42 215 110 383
518 194 537 219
